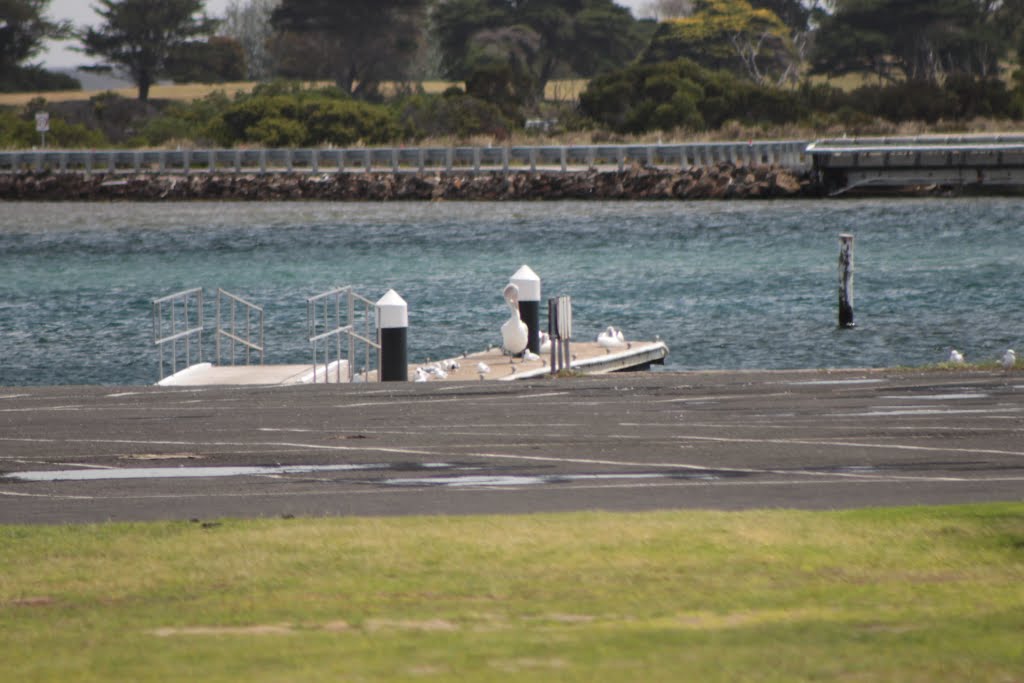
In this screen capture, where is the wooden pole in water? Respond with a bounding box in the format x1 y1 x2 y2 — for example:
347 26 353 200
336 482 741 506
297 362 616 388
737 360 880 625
838 234 855 328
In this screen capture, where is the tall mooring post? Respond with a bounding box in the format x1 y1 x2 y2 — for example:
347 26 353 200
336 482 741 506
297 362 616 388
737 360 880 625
510 265 541 354
838 234 855 328
376 289 408 382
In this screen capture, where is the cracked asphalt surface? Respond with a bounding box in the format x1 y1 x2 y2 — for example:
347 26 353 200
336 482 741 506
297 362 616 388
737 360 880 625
2 369 1023 524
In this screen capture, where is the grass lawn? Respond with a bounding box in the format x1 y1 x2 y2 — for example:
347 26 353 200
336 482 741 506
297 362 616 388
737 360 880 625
2 504 1023 682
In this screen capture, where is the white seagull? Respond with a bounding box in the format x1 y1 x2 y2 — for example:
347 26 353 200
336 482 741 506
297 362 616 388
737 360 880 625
476 361 491 380
539 331 552 353
948 349 964 364
500 283 528 360
1001 349 1016 371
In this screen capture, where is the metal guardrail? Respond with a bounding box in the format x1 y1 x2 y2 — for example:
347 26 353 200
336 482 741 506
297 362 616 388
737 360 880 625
0 141 810 175
152 287 203 381
215 288 264 367
307 286 379 383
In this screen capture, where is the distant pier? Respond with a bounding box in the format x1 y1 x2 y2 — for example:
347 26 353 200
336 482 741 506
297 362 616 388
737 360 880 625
807 134 1024 195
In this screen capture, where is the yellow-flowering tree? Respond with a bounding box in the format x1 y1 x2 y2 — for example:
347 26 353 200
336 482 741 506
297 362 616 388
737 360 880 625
643 0 800 87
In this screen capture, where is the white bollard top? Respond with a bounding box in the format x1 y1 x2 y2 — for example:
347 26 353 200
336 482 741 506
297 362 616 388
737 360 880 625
376 289 408 329
510 265 541 302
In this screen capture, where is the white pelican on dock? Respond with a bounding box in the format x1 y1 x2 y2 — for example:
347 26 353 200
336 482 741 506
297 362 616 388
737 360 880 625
597 326 626 350
500 283 528 359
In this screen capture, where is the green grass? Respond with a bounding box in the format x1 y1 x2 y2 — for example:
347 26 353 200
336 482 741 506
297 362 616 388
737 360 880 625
3 505 1023 681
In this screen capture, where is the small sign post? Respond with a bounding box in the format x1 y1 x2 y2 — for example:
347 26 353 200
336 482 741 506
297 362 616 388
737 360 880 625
35 112 49 149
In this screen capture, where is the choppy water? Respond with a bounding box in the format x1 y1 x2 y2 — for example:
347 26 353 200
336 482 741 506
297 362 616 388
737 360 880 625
1 198 1022 386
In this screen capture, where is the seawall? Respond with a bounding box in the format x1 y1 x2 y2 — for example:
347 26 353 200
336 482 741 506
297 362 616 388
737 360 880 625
0 164 814 201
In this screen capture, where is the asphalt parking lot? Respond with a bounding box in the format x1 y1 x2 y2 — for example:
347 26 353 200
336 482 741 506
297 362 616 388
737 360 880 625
2 369 1023 524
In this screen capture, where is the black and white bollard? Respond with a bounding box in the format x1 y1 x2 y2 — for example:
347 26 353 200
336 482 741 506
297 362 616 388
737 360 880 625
376 289 408 382
838 234 855 328
510 265 541 354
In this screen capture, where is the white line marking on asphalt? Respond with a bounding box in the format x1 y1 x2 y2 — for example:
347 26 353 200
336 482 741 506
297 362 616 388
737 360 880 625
0 490 95 499
25 474 1024 504
5 463 453 482
840 407 1020 417
669 434 1024 458
0 405 84 413
881 394 988 400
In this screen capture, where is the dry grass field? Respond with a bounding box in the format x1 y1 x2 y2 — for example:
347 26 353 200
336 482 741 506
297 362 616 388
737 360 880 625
0 79 588 107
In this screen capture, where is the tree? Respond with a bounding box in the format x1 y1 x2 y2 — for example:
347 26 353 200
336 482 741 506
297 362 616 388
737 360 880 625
0 0 69 68
269 0 427 99
812 0 1018 84
0 0 79 91
219 0 280 80
643 0 800 86
165 36 246 83
432 0 646 106
638 0 694 21
79 0 218 100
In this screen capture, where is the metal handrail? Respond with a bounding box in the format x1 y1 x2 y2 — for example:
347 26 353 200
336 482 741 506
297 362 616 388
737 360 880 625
307 286 379 383
0 141 811 175
215 288 264 367
153 287 203 380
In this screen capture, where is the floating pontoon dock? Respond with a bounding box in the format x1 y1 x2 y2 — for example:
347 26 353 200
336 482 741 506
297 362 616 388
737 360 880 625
806 134 1024 195
156 341 668 386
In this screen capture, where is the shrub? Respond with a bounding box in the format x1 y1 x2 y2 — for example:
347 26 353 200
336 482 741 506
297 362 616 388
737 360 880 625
394 92 514 140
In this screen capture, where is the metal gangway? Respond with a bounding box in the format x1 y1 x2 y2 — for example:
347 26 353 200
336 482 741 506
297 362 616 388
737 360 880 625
307 287 380 383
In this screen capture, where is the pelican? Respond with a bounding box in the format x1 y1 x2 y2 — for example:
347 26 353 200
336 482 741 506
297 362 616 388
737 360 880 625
948 349 964 364
500 283 528 359
597 326 626 350
1002 349 1016 371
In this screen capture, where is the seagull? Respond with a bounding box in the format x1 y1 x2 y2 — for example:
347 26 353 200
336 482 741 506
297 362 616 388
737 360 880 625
414 367 430 382
948 349 964 364
476 361 491 380
424 364 448 379
523 350 540 362
442 359 460 372
539 331 552 353
500 283 528 360
597 326 626 350
1001 349 1016 371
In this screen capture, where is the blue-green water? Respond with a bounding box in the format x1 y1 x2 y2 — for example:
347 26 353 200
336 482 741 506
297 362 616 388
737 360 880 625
1 198 1022 386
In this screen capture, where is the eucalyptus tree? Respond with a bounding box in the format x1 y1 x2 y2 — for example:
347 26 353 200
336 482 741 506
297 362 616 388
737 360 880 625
432 0 646 105
220 0 280 80
812 0 1021 83
643 0 802 86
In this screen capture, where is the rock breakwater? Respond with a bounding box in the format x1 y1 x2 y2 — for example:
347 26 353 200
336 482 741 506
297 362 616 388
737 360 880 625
0 163 814 201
